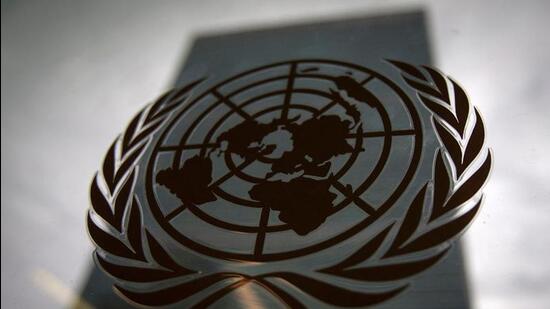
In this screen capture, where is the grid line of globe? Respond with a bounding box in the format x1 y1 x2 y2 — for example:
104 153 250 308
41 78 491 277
148 60 421 261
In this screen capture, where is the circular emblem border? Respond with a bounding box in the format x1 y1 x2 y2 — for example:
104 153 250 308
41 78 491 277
145 59 423 262
87 60 491 307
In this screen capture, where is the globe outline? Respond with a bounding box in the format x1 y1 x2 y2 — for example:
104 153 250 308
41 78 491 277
145 59 423 262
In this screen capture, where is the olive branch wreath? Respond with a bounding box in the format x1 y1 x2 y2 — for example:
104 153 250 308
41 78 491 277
87 61 491 308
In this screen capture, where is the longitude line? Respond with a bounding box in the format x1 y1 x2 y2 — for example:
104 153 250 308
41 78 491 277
361 74 376 85
280 63 297 121
254 207 271 256
330 179 376 215
209 157 255 188
166 204 187 221
212 89 253 121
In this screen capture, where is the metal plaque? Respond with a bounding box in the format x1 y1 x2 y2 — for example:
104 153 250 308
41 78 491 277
86 11 491 308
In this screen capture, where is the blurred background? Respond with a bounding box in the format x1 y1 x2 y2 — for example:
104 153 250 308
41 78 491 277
2 0 549 308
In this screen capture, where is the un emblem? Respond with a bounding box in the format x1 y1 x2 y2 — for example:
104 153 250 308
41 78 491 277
87 59 491 307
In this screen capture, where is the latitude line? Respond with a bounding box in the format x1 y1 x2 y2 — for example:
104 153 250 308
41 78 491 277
254 206 271 256
158 143 220 152
280 63 297 121
212 89 254 121
330 179 376 215
346 129 416 139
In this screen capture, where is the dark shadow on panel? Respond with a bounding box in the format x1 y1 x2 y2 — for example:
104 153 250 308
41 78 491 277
77 263 135 309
